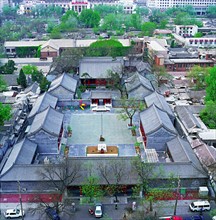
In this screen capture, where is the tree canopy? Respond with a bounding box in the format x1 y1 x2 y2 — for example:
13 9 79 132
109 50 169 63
86 39 128 57
205 66 216 102
141 22 157 37
79 9 100 28
0 103 11 126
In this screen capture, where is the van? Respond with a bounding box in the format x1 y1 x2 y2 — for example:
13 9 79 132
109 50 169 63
189 200 211 212
4 208 24 218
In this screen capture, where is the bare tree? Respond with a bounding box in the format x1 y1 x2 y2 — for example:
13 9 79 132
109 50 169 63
98 159 127 203
34 158 82 215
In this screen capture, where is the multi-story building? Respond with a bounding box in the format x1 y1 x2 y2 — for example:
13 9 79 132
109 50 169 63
175 25 198 38
146 0 216 15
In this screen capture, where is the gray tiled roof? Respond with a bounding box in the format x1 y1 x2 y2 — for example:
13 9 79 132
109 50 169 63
136 61 151 73
145 91 174 118
175 106 201 131
79 57 124 79
2 74 18 86
0 155 207 182
125 72 154 93
167 136 206 174
27 106 63 137
1 138 37 176
28 92 58 119
140 104 176 135
24 82 39 94
49 73 77 93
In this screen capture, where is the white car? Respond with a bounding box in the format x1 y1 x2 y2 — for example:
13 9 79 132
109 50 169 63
4 208 24 219
95 203 103 218
212 216 216 220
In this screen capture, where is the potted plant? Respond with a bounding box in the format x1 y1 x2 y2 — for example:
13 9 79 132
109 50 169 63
134 142 141 154
67 125 72 137
131 126 136 136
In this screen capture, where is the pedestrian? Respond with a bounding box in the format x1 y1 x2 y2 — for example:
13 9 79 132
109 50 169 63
115 202 118 210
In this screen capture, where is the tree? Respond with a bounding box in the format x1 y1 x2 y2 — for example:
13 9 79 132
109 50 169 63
152 65 173 87
94 5 123 17
79 9 100 28
205 66 216 102
174 12 203 27
141 22 157 37
149 9 167 24
81 162 104 204
106 69 125 98
17 69 27 89
135 7 149 17
200 101 216 129
187 65 209 90
0 75 7 92
206 6 216 18
50 48 84 74
98 159 127 203
118 98 145 126
86 39 128 57
40 76 50 93
0 60 17 74
194 32 203 38
22 65 44 84
0 103 12 126
82 176 104 204
37 158 82 214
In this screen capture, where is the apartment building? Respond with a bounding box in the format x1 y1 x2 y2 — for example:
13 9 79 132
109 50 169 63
146 0 216 15
175 25 198 37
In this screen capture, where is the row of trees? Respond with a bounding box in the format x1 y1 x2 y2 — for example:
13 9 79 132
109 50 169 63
17 64 50 92
187 66 216 129
38 156 179 217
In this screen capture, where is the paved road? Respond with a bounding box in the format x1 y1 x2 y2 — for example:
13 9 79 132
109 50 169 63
1 199 215 220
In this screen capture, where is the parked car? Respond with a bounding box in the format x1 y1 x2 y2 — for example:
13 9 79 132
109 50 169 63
184 215 204 220
95 203 103 218
45 206 60 220
189 200 211 212
4 208 24 218
159 216 183 220
212 216 216 220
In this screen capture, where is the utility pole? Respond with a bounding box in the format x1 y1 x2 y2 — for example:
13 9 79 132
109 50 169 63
17 181 24 220
173 177 181 216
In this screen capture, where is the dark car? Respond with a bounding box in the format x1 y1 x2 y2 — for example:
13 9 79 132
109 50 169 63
45 207 60 220
184 215 204 220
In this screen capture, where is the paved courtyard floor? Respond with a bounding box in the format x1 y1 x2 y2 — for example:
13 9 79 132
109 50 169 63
65 112 138 157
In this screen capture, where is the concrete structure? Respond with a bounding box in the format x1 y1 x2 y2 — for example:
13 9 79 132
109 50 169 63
146 0 216 15
175 25 198 38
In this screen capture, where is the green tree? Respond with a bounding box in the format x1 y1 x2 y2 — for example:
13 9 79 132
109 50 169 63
17 69 27 89
0 76 7 92
118 98 145 126
50 27 61 39
152 65 173 87
50 48 84 74
94 5 123 17
79 9 100 28
86 39 127 57
141 22 157 37
194 32 203 38
205 66 216 102
0 60 17 74
131 14 141 30
187 65 209 90
149 9 167 24
82 176 104 204
22 65 44 84
206 6 216 18
200 101 216 129
174 12 203 27
135 6 149 16
40 76 50 93
0 103 11 126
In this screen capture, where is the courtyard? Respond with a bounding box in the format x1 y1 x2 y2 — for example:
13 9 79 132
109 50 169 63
65 112 138 157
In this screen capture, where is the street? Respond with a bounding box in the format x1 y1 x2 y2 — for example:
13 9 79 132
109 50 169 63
1 199 215 220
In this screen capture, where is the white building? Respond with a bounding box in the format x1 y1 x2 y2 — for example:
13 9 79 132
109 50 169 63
146 0 216 15
175 25 198 37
